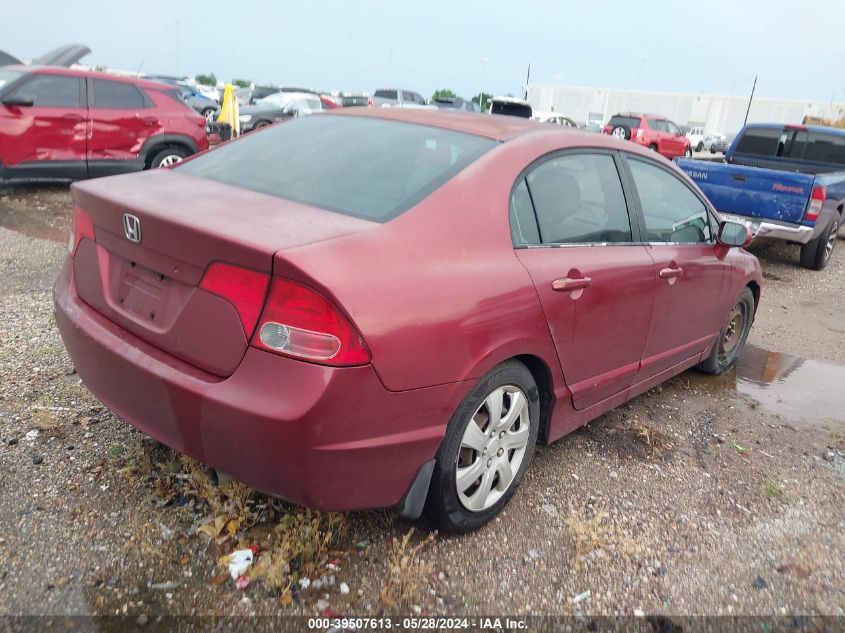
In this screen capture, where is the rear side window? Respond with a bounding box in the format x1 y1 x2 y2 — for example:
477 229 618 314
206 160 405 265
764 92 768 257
9 74 81 107
608 115 641 129
649 119 668 132
734 127 785 157
178 115 496 222
789 131 845 165
525 153 632 244
628 158 712 243
92 79 147 109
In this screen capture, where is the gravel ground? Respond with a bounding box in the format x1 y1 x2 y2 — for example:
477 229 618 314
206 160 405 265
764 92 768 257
0 187 843 624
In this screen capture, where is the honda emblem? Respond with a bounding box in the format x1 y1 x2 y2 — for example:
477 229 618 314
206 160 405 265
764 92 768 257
123 213 141 243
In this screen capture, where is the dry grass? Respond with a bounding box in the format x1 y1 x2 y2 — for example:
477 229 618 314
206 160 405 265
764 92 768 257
30 408 66 438
565 506 647 570
380 528 437 609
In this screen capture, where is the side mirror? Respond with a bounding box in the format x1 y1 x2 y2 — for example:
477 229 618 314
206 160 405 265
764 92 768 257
717 221 753 248
2 95 34 107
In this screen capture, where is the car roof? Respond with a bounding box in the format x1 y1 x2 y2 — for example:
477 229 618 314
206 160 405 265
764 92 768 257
1 64 183 90
327 107 607 142
743 122 845 136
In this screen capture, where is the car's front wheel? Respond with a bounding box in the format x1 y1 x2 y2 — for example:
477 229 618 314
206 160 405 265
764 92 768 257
424 360 539 533
697 287 755 375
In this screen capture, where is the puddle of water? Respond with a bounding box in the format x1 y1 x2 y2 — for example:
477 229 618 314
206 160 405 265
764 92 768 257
684 345 845 427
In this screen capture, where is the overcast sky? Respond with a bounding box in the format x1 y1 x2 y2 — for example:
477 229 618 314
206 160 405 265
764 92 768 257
5 0 844 102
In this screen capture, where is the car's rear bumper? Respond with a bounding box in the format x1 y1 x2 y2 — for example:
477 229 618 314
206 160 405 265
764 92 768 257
53 260 464 511
717 213 815 245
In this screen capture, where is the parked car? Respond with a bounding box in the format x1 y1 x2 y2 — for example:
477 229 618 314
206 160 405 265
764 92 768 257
340 94 372 108
677 123 845 270
54 109 761 532
709 135 733 154
686 125 706 152
490 96 532 118
702 132 726 152
603 113 692 159
534 111 579 127
195 84 220 103
236 85 282 107
237 91 325 133
145 76 220 122
431 96 480 112
371 88 428 108
0 65 209 182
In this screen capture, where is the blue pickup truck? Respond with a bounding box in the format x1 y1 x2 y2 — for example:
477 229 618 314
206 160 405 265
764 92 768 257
676 123 845 270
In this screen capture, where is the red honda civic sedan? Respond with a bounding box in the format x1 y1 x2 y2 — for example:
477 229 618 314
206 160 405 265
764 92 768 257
54 109 761 532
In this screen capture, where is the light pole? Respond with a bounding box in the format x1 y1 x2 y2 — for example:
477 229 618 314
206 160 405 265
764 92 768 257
636 55 647 89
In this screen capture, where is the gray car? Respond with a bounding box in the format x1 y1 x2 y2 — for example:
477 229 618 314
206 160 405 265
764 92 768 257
238 91 325 133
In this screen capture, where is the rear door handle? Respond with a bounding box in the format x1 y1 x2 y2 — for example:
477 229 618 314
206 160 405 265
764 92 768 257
659 267 683 279
61 113 84 122
552 276 592 291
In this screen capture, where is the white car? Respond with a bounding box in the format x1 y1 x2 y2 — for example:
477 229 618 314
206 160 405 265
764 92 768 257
195 84 221 103
533 111 579 127
685 126 706 152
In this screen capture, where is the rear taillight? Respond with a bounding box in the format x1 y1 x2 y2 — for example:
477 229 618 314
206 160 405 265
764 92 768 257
200 263 270 337
806 185 826 221
367 98 373 107
635 128 644 141
252 278 370 366
69 205 95 256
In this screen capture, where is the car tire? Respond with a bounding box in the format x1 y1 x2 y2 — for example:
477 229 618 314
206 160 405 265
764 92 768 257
695 142 704 152
148 147 189 169
254 120 271 130
201 108 216 123
799 217 839 270
611 125 631 140
697 288 755 376
684 146 693 158
648 143 658 152
423 360 540 533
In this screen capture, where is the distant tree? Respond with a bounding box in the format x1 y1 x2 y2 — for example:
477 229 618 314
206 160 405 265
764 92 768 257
232 78 251 88
431 89 457 101
472 92 493 111
195 73 217 86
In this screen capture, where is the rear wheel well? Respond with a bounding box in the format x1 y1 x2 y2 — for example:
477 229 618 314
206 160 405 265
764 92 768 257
514 354 554 444
143 142 192 169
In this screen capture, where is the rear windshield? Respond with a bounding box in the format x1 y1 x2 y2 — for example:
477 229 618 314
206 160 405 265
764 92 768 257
177 115 496 222
374 89 397 99
734 126 845 165
608 115 641 128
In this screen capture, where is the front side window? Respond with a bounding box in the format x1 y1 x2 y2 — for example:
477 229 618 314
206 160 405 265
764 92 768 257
9 73 81 107
666 121 681 135
524 153 632 244
92 79 147 109
628 158 712 243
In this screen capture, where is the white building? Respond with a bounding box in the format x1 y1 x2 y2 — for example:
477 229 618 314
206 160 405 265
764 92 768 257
526 84 845 135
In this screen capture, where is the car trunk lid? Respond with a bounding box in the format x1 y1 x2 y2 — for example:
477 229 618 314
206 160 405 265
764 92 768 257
70 169 376 377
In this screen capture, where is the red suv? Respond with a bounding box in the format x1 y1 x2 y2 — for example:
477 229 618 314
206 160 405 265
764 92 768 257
0 66 209 182
603 113 691 159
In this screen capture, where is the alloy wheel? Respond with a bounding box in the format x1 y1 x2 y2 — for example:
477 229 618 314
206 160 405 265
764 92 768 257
612 127 626 139
157 154 183 168
455 385 531 512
